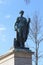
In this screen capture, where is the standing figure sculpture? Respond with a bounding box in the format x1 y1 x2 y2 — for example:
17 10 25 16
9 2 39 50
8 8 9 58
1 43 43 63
14 10 30 48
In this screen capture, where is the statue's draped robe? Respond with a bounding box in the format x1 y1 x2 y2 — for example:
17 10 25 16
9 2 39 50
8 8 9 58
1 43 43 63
14 16 29 47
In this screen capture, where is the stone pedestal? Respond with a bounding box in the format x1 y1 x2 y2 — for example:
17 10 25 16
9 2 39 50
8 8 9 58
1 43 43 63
14 48 33 65
0 48 34 65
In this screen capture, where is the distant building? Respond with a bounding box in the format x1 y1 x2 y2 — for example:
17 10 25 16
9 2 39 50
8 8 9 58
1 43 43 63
0 47 34 65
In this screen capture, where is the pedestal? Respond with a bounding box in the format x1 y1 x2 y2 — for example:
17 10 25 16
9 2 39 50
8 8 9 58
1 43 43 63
0 48 34 65
14 48 34 65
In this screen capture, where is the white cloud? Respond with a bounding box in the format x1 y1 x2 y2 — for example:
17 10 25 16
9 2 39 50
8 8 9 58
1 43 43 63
0 24 6 31
0 27 6 31
0 34 6 42
0 24 6 42
5 15 11 19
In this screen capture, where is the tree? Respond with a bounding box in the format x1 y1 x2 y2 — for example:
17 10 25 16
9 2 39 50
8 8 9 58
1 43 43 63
29 13 43 65
24 0 30 4
24 1 43 65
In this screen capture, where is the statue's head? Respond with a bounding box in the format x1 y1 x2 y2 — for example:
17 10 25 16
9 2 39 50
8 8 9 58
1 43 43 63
19 10 24 17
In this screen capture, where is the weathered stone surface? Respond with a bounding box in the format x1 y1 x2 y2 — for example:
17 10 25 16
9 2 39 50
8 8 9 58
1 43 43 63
14 48 33 65
0 48 33 65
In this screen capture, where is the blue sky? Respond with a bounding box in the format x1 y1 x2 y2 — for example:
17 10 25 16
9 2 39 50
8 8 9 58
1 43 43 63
0 0 43 64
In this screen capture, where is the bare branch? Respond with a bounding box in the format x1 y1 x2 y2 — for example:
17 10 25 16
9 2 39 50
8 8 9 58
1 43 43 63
38 54 43 58
38 38 43 44
24 0 30 4
29 34 35 43
29 13 43 65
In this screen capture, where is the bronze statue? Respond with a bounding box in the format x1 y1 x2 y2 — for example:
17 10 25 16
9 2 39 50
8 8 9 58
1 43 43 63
14 10 30 48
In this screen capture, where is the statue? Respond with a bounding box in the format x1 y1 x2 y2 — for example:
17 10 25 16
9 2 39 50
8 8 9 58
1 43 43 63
14 10 30 48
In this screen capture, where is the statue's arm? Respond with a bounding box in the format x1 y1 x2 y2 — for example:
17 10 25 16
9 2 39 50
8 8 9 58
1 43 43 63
14 17 20 31
15 17 19 25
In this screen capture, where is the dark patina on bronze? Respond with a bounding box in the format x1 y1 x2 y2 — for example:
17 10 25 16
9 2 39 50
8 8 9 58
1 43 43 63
14 10 30 48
